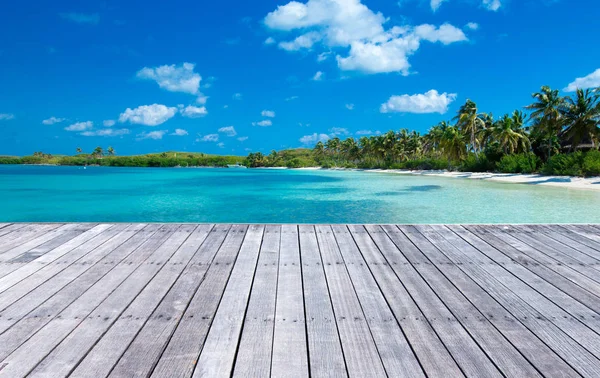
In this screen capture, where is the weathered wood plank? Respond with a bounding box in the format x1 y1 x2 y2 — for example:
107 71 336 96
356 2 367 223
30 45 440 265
28 225 209 377
361 225 464 378
233 225 279 377
0 224 52 242
0 224 66 255
101 224 230 378
192 225 265 378
270 225 309 378
315 225 387 378
146 225 248 378
298 225 347 378
408 225 600 377
336 225 424 377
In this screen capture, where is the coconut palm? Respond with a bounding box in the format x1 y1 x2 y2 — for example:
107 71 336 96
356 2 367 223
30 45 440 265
93 146 103 158
440 126 467 161
491 113 530 154
455 100 485 157
560 89 600 151
107 146 115 156
525 86 565 159
325 137 341 165
314 141 325 162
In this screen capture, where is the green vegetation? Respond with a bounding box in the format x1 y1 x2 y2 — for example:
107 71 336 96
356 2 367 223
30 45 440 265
246 85 600 177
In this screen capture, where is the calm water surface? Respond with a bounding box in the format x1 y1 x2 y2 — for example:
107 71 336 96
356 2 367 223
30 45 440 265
1 165 599 223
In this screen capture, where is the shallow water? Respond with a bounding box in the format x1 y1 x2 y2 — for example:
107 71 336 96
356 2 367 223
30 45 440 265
0 165 599 223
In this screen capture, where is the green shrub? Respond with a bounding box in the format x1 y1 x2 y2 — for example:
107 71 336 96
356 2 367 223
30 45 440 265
582 150 600 177
459 154 495 172
496 153 540 174
542 152 584 176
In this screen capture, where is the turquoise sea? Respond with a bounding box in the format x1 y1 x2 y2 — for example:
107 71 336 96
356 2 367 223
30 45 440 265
0 165 599 224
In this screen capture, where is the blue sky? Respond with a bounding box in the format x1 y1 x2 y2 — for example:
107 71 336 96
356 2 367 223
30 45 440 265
1 0 599 156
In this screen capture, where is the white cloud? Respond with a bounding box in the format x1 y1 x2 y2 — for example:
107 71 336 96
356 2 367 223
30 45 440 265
279 31 322 51
65 121 93 131
380 90 457 114
264 37 276 45
218 126 237 136
317 52 331 62
119 104 178 126
482 0 501 11
465 22 479 31
103 120 116 127
171 129 189 136
196 95 209 105
564 68 600 92
136 62 201 95
136 130 168 140
329 127 349 136
414 24 468 45
355 129 381 135
42 117 65 125
0 113 15 121
179 105 208 118
237 136 249 141
264 0 468 75
59 13 100 25
261 110 276 118
217 142 225 148
312 71 324 81
300 133 330 145
285 96 299 101
345 103 354 110
252 120 273 127
81 128 130 137
198 134 219 142
233 93 243 100
430 0 448 11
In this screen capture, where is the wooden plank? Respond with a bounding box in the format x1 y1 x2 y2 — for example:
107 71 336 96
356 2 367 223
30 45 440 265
233 225 279 377
406 225 600 377
298 225 347 378
0 224 181 377
0 224 164 363
145 225 249 378
537 225 600 258
361 225 464 378
376 225 502 378
336 225 425 377
315 225 387 378
191 225 265 378
0 224 48 242
97 224 230 378
561 225 600 246
0 224 115 295
384 225 579 377
0 224 65 255
270 225 309 377
463 225 600 314
28 225 210 377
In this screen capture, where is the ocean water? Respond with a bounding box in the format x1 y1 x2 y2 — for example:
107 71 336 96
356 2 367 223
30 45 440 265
0 165 599 224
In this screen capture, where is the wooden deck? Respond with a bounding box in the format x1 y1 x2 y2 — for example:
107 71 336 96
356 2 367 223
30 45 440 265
0 224 600 377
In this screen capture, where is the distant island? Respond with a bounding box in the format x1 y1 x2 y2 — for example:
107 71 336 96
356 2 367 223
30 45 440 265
2 86 599 177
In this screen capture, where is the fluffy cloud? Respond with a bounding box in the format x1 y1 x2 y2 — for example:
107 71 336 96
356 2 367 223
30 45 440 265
218 126 237 136
0 113 15 121
119 104 178 126
465 22 479 31
300 133 330 145
329 127 349 136
564 68 600 92
237 136 249 141
312 71 324 81
345 103 354 110
136 130 168 140
103 120 116 127
171 129 189 136
42 117 66 125
65 121 93 131
59 13 100 25
355 129 381 135
198 134 219 142
217 142 225 148
430 0 448 11
261 110 276 118
252 120 273 127
264 37 276 45
380 90 457 114
265 0 468 75
233 93 243 100
179 105 208 118
482 0 501 11
81 129 130 137
136 63 201 95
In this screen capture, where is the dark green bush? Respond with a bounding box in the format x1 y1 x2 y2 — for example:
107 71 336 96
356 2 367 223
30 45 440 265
542 152 584 176
459 154 495 172
496 153 540 174
582 150 600 177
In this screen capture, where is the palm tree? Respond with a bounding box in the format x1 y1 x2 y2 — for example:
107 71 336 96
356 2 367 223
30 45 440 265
455 100 485 158
107 146 115 156
560 89 600 151
440 126 467 161
268 150 279 166
491 112 530 154
76 147 82 154
525 86 565 159
93 146 103 158
325 137 341 165
313 141 325 162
